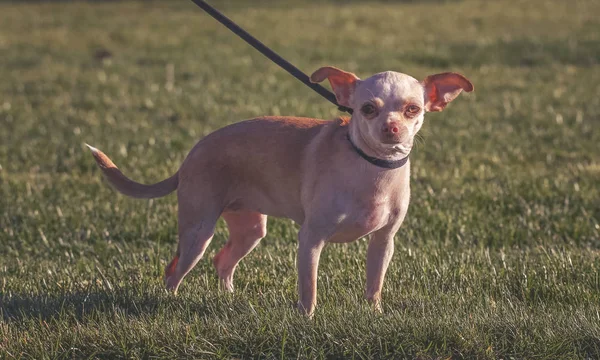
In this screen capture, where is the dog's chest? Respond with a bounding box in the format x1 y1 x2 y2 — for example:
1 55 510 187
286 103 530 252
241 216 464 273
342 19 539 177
327 192 406 243
307 159 411 243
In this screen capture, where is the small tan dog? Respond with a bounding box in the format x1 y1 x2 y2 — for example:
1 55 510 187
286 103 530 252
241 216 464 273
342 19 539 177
88 66 473 316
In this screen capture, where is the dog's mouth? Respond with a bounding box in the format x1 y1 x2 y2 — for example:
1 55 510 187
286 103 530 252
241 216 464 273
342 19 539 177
355 129 412 158
373 141 411 156
381 138 403 145
391 144 411 155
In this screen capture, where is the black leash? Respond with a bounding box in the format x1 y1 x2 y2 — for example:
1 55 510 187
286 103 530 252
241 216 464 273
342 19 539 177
189 0 353 114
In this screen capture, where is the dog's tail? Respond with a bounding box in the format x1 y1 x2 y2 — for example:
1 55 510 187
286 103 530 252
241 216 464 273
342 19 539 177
85 144 178 199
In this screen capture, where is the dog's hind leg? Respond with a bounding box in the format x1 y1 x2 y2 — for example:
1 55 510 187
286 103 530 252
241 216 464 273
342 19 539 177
165 196 220 293
213 211 267 292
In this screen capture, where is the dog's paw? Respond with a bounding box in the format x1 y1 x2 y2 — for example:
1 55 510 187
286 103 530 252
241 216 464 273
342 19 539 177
296 301 315 319
164 276 180 295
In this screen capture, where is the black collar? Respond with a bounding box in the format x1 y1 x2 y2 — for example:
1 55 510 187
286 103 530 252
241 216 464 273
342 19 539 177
347 134 409 169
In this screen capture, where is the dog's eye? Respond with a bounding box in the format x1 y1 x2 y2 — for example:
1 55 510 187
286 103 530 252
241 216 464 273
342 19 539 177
405 105 421 116
361 103 377 116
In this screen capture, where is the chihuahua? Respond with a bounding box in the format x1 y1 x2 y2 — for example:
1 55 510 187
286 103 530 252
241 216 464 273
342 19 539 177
87 66 473 316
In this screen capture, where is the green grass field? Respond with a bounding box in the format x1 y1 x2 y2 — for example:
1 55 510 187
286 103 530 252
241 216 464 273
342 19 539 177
1 0 600 358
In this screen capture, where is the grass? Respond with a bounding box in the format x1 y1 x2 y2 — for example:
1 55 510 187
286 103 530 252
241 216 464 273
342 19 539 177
1 0 600 358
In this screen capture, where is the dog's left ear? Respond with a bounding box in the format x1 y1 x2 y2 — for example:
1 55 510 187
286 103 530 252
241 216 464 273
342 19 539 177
422 73 473 112
310 66 360 108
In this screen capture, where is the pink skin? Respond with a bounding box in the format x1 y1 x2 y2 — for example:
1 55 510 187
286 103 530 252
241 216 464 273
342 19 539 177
87 66 473 317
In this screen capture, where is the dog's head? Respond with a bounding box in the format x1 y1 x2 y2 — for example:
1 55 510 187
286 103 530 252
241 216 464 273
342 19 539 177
311 67 473 159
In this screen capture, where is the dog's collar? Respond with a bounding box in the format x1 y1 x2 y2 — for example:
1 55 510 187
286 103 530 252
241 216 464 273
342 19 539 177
347 134 409 169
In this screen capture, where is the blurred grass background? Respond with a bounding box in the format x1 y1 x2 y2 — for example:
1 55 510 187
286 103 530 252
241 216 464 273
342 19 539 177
1 0 599 358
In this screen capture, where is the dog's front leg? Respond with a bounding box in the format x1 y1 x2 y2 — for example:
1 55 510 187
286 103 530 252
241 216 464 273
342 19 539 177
365 228 396 311
296 226 326 317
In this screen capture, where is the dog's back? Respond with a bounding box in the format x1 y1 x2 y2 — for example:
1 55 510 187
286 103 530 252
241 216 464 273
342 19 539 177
178 116 334 222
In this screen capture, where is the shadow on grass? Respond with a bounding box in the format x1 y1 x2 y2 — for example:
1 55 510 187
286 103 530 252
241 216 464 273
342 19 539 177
405 38 600 68
1 290 207 323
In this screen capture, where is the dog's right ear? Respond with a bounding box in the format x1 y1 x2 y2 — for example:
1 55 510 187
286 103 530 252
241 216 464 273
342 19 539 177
310 66 360 108
422 72 473 112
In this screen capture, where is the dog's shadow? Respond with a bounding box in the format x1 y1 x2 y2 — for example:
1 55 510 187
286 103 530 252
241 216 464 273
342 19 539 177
1 289 208 323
